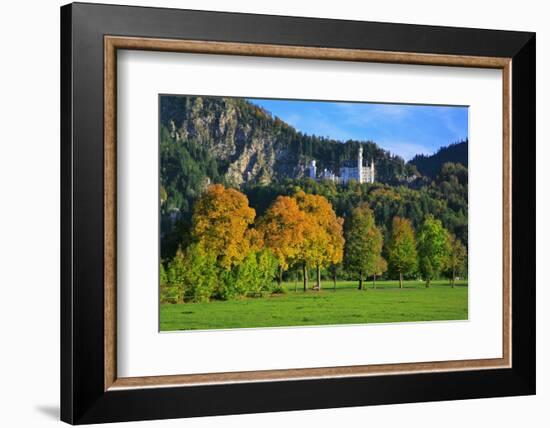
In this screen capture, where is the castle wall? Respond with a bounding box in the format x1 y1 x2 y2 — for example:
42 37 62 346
309 149 375 184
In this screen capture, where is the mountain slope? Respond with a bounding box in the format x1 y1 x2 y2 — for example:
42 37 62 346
408 140 468 178
161 96 300 187
160 96 411 189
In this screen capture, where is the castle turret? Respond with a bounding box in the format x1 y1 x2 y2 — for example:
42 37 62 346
309 160 317 179
357 146 363 183
370 159 375 183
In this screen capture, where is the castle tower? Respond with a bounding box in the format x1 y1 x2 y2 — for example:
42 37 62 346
309 159 317 179
357 146 363 183
370 159 375 183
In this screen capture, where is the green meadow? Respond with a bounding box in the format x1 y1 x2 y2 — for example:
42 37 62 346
160 279 468 331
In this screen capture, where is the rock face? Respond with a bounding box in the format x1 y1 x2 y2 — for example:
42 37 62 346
160 96 304 187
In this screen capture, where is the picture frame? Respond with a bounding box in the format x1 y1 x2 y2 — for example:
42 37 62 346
61 2 535 424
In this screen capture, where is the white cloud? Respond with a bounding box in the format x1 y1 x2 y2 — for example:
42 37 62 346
337 103 412 127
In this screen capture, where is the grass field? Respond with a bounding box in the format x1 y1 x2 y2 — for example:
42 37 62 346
160 279 468 331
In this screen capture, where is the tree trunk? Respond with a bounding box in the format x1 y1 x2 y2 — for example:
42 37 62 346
333 269 337 291
426 278 430 288
302 263 308 292
294 275 298 292
316 265 322 290
358 270 363 290
277 265 283 286
373 274 376 289
399 272 403 289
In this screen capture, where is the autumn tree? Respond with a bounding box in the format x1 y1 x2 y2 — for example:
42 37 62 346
295 191 344 291
245 227 264 253
191 184 256 269
372 256 388 289
417 215 451 287
344 204 383 290
445 233 467 287
387 217 418 288
257 196 310 286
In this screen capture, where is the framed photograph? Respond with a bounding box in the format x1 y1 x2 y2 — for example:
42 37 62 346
61 2 535 424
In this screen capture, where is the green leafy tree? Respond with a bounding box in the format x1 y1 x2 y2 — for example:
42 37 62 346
159 262 175 303
387 217 418 288
160 262 168 286
445 234 467 287
344 204 383 290
256 249 280 293
216 269 240 301
163 249 187 303
417 216 451 287
233 249 279 296
232 252 260 297
181 244 219 303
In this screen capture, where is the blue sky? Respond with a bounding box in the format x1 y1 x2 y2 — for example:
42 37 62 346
248 98 468 160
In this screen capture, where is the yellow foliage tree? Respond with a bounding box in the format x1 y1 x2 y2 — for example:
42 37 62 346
257 196 310 285
295 191 344 291
372 256 388 289
191 184 256 269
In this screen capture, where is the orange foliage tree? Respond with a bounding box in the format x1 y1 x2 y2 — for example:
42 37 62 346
191 184 256 269
257 196 310 285
295 191 344 291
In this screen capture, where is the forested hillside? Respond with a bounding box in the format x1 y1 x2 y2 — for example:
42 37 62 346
408 140 468 178
244 162 468 249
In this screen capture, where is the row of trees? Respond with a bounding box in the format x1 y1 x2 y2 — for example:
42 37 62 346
386 216 466 288
161 183 467 304
345 205 466 290
161 184 346 302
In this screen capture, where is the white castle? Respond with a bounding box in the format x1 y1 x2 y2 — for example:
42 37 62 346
308 146 375 184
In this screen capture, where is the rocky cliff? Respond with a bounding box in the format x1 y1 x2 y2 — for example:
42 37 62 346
161 96 307 188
